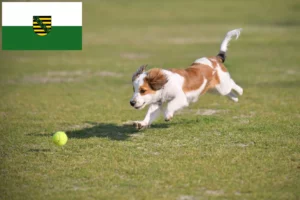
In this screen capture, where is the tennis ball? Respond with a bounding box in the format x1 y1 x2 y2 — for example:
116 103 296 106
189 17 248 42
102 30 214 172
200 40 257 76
52 131 68 146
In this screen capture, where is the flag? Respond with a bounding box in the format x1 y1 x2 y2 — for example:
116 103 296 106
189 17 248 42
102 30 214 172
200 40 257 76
2 2 82 50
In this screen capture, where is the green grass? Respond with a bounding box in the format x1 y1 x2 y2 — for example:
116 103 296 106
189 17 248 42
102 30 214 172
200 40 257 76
1 0 300 199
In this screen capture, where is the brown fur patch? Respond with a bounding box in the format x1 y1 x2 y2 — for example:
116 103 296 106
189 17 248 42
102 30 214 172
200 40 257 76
135 56 226 96
201 72 220 95
170 63 221 94
139 80 156 96
144 68 168 91
138 68 168 95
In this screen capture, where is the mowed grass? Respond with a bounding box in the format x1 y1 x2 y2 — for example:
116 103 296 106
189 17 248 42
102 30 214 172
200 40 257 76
1 0 300 199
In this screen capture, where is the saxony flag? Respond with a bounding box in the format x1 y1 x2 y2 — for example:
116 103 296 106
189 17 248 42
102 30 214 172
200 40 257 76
2 2 82 50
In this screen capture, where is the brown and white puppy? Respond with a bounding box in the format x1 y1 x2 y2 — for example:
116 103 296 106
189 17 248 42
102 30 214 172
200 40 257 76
130 28 243 129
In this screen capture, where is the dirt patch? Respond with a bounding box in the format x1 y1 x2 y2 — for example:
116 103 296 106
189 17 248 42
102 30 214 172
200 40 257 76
2 70 123 85
120 53 150 60
196 109 225 116
177 195 196 200
178 108 227 116
235 142 255 148
22 75 79 84
205 190 224 196
233 112 255 124
286 69 298 75
94 71 122 77
46 70 90 76
228 142 255 148
8 55 109 66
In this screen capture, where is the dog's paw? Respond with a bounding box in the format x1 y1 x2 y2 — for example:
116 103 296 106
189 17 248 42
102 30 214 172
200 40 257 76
165 117 173 122
133 121 149 130
239 88 243 96
164 112 173 122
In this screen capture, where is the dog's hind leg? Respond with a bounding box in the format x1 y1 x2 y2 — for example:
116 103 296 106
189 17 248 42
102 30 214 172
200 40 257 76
231 79 243 96
214 68 233 96
226 91 239 102
214 74 242 102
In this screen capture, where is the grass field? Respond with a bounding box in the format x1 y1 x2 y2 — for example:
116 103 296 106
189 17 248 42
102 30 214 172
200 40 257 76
1 0 300 199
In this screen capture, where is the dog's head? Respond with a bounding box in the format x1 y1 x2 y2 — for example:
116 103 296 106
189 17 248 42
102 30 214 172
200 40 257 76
130 64 168 109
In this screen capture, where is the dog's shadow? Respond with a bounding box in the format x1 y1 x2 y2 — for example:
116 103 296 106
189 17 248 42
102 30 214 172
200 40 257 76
66 121 169 141
27 121 170 141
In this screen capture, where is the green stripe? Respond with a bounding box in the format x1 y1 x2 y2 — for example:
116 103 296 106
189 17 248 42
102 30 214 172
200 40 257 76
2 26 82 50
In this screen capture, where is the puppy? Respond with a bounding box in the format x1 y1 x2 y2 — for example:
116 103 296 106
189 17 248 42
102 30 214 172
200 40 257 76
130 28 243 130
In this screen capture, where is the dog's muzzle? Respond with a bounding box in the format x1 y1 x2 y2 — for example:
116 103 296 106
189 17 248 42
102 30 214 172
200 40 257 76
130 100 136 106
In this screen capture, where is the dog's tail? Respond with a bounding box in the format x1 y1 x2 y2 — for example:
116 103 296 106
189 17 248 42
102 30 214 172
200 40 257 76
217 28 242 63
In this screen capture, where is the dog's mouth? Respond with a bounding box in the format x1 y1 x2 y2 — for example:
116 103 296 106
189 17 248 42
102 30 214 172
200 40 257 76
134 102 146 110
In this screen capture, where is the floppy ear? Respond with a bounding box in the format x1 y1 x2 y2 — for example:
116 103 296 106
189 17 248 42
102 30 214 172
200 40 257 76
132 64 148 81
145 68 168 90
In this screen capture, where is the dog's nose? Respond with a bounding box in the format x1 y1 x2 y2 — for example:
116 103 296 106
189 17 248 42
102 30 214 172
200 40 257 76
130 100 136 106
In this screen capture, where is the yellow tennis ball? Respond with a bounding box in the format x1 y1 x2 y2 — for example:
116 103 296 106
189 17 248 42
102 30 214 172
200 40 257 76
52 131 68 146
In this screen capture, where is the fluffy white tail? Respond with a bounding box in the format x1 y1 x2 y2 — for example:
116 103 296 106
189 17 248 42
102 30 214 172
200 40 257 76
217 28 242 63
220 28 242 52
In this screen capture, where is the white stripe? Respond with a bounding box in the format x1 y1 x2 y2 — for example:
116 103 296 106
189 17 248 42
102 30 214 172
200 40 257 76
194 57 213 68
2 2 82 26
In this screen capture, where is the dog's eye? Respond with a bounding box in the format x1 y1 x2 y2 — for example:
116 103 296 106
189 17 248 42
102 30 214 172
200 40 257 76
140 89 146 94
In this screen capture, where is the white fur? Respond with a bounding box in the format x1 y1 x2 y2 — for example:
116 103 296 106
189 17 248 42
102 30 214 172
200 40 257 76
194 57 213 68
214 63 243 97
134 104 162 128
131 73 148 109
214 65 232 95
131 28 243 129
131 70 187 126
220 28 242 52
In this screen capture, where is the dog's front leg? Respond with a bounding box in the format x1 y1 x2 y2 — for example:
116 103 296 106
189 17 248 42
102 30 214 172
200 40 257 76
134 104 162 130
164 92 188 121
